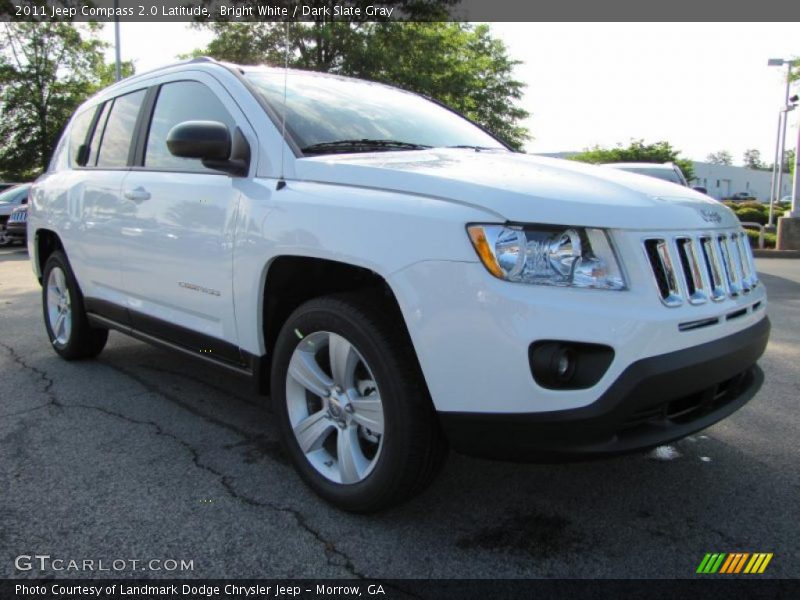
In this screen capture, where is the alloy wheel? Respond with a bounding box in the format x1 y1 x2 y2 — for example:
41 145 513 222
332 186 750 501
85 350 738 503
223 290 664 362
46 266 73 346
285 331 385 485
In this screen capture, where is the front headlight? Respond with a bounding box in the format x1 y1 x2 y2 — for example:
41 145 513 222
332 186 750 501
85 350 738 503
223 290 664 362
467 224 626 290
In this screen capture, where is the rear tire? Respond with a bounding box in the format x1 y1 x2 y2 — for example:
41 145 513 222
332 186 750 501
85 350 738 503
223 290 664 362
42 250 108 360
271 293 447 512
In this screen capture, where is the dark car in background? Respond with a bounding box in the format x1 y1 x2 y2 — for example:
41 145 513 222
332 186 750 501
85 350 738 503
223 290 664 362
5 204 28 244
0 183 31 246
727 192 758 202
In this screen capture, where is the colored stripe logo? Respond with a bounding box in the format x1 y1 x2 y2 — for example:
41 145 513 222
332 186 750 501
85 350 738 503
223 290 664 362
697 553 773 574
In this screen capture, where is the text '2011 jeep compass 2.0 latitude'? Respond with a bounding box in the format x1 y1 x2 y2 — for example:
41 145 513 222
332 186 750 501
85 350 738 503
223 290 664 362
28 58 770 512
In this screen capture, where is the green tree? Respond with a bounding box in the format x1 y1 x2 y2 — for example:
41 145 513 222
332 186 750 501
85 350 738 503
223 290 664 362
189 21 530 149
570 139 695 182
790 58 800 82
784 148 795 177
0 22 133 180
706 150 733 166
743 148 765 170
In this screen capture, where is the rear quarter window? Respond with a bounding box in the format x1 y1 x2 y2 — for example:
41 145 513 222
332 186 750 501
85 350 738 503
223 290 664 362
85 102 112 167
68 107 97 167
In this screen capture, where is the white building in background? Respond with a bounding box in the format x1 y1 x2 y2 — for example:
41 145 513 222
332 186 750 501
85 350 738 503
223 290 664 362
536 153 792 202
689 162 791 202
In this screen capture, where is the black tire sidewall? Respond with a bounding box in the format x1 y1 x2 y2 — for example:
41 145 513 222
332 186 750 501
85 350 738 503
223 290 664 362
42 250 103 358
271 299 419 511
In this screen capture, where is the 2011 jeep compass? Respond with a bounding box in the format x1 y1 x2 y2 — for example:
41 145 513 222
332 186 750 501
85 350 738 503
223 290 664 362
28 58 770 511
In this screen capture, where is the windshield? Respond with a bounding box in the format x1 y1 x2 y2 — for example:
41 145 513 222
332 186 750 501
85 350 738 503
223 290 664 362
0 185 28 205
245 71 507 155
614 166 685 186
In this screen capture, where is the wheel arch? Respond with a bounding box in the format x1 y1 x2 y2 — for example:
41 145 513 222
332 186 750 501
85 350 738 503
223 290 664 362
255 255 422 395
34 228 65 283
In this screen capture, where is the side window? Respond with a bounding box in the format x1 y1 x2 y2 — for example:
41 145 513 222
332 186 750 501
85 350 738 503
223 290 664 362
68 107 97 166
86 101 112 167
96 89 147 168
145 81 235 172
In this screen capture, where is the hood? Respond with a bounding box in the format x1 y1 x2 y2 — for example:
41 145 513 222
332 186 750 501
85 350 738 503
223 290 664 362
294 149 738 230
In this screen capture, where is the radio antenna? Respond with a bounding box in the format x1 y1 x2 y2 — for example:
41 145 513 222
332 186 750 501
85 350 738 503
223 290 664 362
277 20 289 190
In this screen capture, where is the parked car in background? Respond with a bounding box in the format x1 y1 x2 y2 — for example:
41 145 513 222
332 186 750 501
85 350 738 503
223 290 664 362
727 192 757 202
28 59 770 511
0 183 31 246
5 204 28 244
0 182 24 193
604 162 690 187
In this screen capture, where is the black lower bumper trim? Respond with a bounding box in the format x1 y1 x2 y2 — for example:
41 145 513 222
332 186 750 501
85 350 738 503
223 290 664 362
5 223 26 239
439 317 770 461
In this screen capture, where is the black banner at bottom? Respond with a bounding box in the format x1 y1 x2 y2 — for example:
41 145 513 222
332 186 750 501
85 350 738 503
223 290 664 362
2 579 799 600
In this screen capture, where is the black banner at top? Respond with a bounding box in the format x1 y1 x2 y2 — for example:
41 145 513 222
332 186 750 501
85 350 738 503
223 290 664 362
2 0 800 22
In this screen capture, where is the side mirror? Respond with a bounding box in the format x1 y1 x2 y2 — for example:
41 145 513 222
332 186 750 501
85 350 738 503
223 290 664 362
166 121 249 176
692 186 707 194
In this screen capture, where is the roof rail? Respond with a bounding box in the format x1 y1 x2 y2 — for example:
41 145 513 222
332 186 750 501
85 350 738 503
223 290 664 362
105 56 227 88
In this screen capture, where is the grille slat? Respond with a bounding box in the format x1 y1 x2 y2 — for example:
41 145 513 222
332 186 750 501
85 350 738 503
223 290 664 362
644 229 758 307
644 239 682 307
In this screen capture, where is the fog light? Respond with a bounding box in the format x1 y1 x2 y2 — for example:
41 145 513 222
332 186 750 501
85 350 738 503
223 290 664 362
529 341 614 390
555 348 575 381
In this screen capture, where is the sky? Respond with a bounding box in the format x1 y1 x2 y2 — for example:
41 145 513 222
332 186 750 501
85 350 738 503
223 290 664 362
100 22 799 165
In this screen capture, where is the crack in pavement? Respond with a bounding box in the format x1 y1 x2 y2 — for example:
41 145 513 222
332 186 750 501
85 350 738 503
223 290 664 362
0 404 53 419
101 360 289 466
67 400 369 579
1 342 367 579
0 342 62 410
100 359 258 441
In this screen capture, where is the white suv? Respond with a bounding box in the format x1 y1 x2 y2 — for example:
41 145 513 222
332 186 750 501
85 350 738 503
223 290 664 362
29 59 770 511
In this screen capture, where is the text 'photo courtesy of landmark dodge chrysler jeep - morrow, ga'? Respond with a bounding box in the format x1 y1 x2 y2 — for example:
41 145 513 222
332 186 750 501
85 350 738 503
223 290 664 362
28 58 770 512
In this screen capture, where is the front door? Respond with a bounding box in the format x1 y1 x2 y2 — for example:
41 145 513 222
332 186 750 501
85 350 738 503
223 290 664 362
117 76 254 363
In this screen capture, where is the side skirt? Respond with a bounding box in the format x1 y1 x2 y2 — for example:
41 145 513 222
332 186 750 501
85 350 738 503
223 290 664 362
85 299 267 385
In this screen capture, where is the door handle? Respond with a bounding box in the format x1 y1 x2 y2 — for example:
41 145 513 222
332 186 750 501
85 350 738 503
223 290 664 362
124 187 151 202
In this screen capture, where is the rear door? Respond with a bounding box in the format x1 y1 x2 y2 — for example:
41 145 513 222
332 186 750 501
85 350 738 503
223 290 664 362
117 75 253 362
40 90 147 312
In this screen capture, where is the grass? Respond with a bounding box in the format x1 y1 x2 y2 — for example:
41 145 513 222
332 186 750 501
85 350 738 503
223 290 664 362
722 201 791 249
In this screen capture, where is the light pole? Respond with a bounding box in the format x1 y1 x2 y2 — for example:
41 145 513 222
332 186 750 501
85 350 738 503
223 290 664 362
767 59 794 229
113 0 121 82
776 103 795 215
768 111 783 228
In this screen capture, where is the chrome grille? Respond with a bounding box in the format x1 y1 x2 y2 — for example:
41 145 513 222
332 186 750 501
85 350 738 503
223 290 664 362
644 230 758 307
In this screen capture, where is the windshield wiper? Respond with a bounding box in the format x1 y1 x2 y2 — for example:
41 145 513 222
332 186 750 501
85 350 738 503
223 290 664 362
300 139 432 155
444 145 505 152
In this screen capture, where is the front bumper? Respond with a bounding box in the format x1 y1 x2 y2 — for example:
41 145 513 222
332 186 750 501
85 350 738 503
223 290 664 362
438 317 769 460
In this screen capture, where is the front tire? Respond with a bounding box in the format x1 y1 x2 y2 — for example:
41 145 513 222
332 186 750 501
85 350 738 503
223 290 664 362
271 293 447 512
42 250 108 360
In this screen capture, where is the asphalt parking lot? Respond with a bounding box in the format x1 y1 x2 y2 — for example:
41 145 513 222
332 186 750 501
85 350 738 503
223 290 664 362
1 245 798 579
